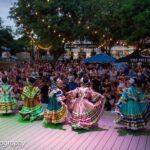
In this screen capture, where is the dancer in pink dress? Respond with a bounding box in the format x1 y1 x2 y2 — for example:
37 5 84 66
66 77 105 129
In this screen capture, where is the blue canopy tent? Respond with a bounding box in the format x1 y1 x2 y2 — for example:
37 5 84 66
81 54 116 63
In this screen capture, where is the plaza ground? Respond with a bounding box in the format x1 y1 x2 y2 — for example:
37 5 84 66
0 111 150 150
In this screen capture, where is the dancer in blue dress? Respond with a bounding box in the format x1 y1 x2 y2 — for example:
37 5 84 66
114 78 150 130
43 79 68 124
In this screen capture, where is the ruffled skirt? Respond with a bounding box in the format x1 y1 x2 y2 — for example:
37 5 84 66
19 104 44 121
0 98 16 114
43 102 68 124
69 98 105 129
114 100 150 130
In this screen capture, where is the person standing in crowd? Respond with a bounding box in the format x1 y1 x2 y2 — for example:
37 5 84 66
19 77 44 121
114 78 150 130
0 77 16 114
67 74 77 91
66 77 105 129
43 79 68 124
40 81 49 104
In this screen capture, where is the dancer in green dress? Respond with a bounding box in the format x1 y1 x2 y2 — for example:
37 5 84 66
0 77 16 114
19 77 44 121
114 78 150 130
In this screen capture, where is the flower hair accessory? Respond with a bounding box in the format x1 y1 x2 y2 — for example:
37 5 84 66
56 78 63 83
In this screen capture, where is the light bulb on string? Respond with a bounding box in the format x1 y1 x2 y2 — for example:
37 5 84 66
42 19 45 22
58 7 61 11
48 25 51 28
87 26 90 29
18 17 21 21
27 4 31 8
78 21 81 24
62 38 66 43
35 12 38 15
53 30 56 33
94 31 98 34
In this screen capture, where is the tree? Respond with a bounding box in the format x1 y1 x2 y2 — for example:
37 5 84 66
0 18 14 54
117 0 150 50
9 0 150 56
10 35 32 55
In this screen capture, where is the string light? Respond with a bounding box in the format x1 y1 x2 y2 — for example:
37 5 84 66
78 21 81 24
13 6 67 51
27 4 31 8
94 31 98 34
87 26 90 29
68 14 71 18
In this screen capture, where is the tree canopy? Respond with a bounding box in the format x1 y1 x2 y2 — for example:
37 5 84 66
9 0 150 55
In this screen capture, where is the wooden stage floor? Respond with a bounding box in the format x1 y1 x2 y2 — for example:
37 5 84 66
0 111 150 150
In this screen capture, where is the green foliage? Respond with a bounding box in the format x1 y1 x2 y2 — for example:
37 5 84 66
0 21 13 54
10 35 31 55
118 0 150 42
9 0 150 53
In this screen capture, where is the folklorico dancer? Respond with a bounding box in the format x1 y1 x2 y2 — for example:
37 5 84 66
0 77 16 114
43 79 68 124
19 77 44 121
66 77 105 129
114 78 150 130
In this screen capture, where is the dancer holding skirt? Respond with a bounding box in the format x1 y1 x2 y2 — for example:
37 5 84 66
66 77 105 129
43 79 68 124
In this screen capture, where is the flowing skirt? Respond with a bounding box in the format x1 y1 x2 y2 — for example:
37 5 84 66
19 98 44 121
68 97 105 129
43 97 68 124
114 100 150 130
0 95 16 114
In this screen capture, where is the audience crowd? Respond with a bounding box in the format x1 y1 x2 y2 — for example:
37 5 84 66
0 61 149 110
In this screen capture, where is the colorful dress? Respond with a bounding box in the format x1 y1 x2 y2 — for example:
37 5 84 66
114 86 150 130
0 84 16 114
66 87 105 129
43 85 68 124
19 85 44 121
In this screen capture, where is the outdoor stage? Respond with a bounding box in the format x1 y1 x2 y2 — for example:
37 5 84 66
0 111 150 150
